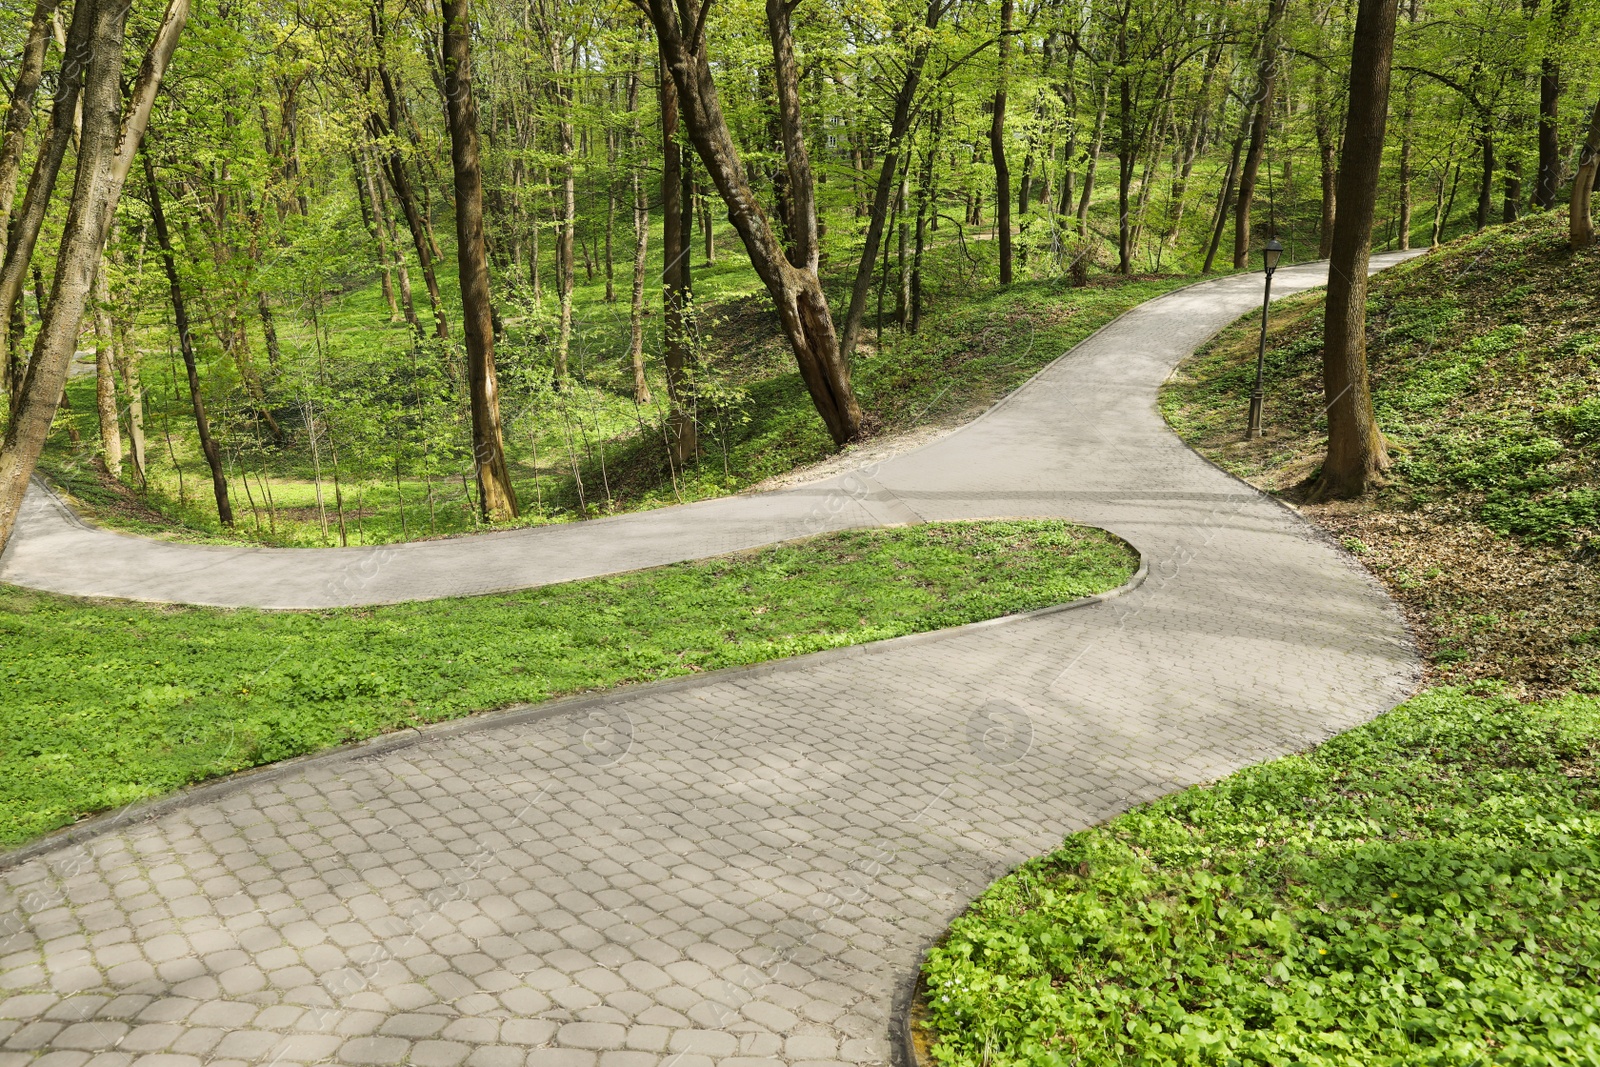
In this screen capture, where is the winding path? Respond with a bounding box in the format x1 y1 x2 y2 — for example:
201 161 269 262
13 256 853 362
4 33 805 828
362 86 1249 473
1 255 1421 1067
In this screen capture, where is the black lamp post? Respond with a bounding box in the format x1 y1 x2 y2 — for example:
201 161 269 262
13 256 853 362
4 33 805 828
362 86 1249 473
1246 237 1284 441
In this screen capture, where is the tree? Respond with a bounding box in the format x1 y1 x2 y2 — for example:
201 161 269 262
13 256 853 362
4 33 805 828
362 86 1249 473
990 0 1014 285
0 0 58 326
636 0 864 446
1234 0 1288 269
146 150 232 525
1572 96 1600 249
1309 0 1399 501
0 0 191 553
443 0 519 521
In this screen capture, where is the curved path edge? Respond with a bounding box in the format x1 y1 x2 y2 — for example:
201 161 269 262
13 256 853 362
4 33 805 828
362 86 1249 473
0 253 1424 1067
0 551 1149 873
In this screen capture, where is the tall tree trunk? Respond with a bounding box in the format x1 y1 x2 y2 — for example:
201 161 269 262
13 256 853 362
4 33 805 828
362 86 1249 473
1166 40 1225 244
0 0 95 375
1203 111 1248 273
146 154 231 525
93 254 122 477
1315 67 1339 257
990 0 1014 285
357 149 402 322
896 167 911 328
1476 131 1495 230
1571 97 1600 249
1234 0 1288 268
605 123 617 302
644 0 864 445
442 0 518 521
1534 0 1570 210
1116 62 1133 275
1397 80 1413 248
1311 0 1398 502
837 0 944 360
627 68 650 405
117 327 147 483
550 31 577 382
1076 80 1109 237
659 44 697 462
0 0 190 552
1502 157 1522 223
910 107 941 333
370 27 448 339
0 0 58 302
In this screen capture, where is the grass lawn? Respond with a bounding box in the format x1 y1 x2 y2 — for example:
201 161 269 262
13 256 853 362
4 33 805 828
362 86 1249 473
0 519 1135 851
922 686 1600 1066
919 215 1600 1065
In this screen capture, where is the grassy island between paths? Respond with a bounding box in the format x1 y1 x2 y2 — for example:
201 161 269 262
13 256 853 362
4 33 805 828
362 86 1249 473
0 519 1135 851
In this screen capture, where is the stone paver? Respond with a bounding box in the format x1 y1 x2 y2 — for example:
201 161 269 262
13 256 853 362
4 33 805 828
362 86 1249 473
0 256 1422 1066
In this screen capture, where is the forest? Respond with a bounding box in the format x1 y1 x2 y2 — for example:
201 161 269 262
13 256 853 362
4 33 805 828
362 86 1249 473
0 0 1598 547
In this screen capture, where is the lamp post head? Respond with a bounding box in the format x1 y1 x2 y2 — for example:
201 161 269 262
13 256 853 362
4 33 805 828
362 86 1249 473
1263 237 1284 276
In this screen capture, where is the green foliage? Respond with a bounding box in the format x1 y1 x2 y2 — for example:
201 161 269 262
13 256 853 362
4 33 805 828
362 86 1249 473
1163 214 1600 546
0 520 1135 849
922 688 1600 1066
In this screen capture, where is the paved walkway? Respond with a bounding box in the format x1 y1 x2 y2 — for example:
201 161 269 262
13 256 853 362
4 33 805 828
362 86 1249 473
1 255 1422 1067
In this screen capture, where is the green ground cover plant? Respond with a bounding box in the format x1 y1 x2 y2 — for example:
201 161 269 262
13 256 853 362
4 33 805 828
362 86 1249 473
922 687 1600 1066
1161 214 1600 551
0 519 1135 850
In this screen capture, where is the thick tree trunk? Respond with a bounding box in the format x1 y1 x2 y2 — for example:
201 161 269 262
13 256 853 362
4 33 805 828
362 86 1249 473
990 0 1014 286
0 0 189 553
1233 0 1287 268
1534 0 1569 210
146 154 231 525
1535 62 1560 210
442 0 518 521
659 46 697 462
1571 97 1600 249
93 255 122 477
1311 0 1398 502
644 0 864 445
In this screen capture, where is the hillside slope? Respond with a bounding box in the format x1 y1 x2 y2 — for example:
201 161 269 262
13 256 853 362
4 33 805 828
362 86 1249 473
1163 213 1600 695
